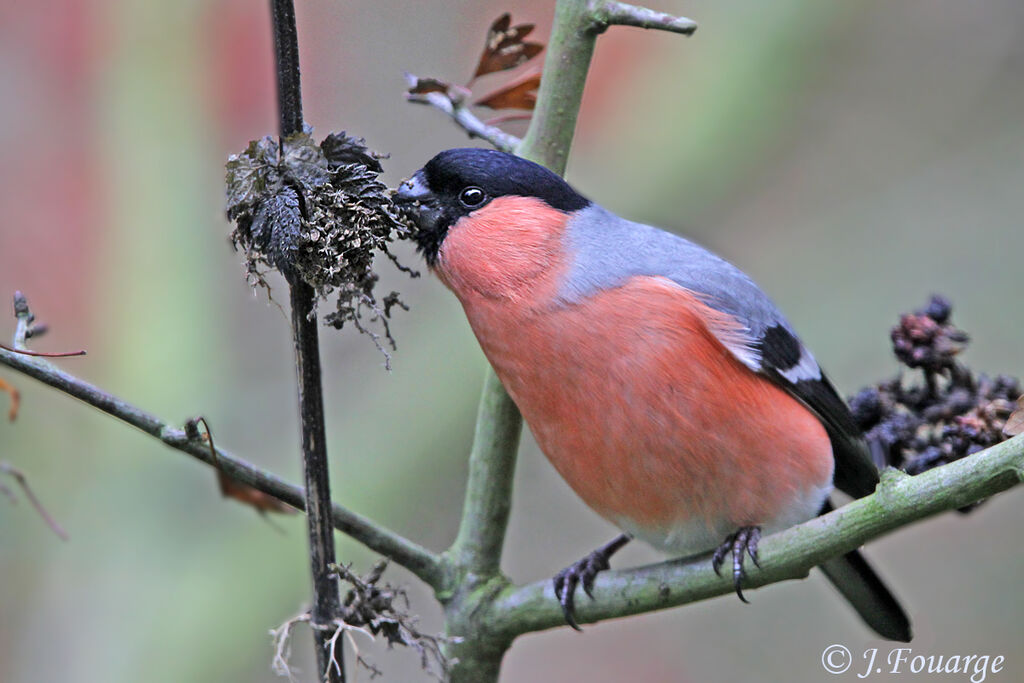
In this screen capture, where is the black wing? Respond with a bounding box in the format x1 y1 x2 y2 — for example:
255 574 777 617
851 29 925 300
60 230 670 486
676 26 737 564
755 324 879 499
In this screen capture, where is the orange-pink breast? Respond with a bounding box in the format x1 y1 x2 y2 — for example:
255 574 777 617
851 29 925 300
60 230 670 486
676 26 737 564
435 203 833 554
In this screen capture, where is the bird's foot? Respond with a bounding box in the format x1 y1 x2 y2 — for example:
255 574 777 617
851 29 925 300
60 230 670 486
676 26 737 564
553 534 630 631
711 526 762 603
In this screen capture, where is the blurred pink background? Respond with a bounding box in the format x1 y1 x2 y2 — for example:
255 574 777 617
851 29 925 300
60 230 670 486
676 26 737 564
2 1 1022 681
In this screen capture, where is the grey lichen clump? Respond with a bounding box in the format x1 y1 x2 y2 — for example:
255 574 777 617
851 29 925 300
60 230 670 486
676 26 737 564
225 129 413 359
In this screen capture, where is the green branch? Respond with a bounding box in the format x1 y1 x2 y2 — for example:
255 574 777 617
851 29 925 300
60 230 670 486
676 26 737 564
440 1 697 680
447 371 523 578
590 1 698 34
486 438 1024 636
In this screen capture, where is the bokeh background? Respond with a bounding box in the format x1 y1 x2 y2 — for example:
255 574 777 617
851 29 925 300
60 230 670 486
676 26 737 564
2 1 1022 681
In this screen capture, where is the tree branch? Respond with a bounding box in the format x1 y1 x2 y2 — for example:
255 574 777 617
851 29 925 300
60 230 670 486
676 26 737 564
446 0 604 592
404 88 520 153
448 371 523 577
0 461 69 540
0 294 443 589
440 2 698 680
589 1 698 35
269 1 345 678
487 438 1024 636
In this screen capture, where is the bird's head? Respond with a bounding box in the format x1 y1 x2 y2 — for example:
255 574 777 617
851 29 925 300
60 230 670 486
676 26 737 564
395 148 589 267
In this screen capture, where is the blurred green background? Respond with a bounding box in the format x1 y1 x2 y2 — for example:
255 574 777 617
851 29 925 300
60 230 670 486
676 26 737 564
1 1 1022 681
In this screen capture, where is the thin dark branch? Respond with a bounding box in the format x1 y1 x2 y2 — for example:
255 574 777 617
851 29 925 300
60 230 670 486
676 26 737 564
287 281 344 682
1 462 69 540
271 0 303 139
0 336 443 586
270 1 343 679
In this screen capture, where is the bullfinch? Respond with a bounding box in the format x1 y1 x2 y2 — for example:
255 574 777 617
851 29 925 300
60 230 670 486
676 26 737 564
395 148 911 642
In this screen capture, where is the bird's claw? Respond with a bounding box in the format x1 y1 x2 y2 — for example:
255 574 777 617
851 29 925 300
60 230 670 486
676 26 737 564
553 550 610 631
552 534 630 631
712 526 762 603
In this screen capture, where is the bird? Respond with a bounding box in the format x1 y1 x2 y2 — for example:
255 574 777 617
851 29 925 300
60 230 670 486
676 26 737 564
395 147 911 642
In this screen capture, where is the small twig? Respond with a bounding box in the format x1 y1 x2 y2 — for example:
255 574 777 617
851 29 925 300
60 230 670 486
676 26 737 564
382 248 420 279
345 629 383 682
0 343 86 358
589 1 698 35
324 621 377 682
270 610 312 683
405 88 521 153
1 462 69 540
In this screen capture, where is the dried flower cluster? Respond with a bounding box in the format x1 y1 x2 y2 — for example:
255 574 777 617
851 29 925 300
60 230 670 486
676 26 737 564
225 129 411 359
848 296 1022 489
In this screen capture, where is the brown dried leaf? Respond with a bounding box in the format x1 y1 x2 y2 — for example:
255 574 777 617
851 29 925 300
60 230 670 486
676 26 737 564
475 73 541 110
216 470 297 515
0 376 19 421
1002 396 1024 436
188 416 297 516
472 13 544 79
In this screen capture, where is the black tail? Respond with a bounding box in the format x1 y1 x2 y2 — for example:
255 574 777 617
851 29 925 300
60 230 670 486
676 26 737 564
819 548 911 642
816 499 911 641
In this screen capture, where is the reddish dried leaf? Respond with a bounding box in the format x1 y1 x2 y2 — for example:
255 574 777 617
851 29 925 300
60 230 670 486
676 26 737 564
472 13 544 79
491 12 510 34
190 416 297 516
1002 396 1024 436
475 73 541 110
0 377 19 421
217 471 297 515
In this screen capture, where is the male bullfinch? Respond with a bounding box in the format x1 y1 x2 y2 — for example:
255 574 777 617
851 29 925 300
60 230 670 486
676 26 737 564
396 148 911 642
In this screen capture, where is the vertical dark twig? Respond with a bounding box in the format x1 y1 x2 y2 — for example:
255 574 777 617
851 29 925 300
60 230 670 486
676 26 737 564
271 0 303 138
269 1 344 680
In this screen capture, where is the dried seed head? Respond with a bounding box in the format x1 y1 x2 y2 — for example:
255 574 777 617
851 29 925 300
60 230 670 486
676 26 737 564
853 296 1022 502
225 129 412 364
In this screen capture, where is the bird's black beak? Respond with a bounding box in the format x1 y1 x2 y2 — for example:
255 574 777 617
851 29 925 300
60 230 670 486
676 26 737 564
395 170 432 205
394 170 443 240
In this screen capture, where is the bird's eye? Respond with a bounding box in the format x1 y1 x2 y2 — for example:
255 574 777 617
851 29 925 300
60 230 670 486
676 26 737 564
459 186 487 208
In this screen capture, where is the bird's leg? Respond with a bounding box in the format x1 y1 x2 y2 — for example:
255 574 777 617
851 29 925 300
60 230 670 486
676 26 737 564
711 526 762 603
553 534 631 631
